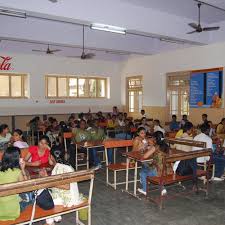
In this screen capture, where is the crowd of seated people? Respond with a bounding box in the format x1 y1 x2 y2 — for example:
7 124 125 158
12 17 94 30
1 109 225 223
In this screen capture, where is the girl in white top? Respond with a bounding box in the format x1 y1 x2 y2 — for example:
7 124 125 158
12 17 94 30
13 129 29 149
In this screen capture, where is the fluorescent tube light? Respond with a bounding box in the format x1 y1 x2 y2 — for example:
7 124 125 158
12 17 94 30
91 23 126 34
160 38 184 44
0 8 26 18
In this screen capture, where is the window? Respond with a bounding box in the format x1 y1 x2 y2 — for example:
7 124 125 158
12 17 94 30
127 76 143 113
0 73 28 98
45 75 107 98
167 72 190 119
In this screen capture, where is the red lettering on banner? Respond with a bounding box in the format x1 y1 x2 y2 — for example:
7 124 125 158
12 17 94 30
0 56 12 70
49 100 65 104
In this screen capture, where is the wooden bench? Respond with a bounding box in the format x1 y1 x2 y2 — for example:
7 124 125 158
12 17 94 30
0 170 94 225
166 138 215 180
146 148 212 209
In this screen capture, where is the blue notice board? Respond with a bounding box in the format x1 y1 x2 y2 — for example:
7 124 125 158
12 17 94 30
190 73 205 108
190 70 223 108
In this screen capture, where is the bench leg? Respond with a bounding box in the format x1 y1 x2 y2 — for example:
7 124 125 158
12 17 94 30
106 167 109 186
76 211 86 225
88 206 91 225
114 171 117 190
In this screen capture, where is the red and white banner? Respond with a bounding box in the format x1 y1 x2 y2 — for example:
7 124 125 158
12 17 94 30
0 56 13 70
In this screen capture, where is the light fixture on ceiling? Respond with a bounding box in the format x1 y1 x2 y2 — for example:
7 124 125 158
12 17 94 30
90 23 126 34
160 38 185 44
48 0 58 3
0 7 26 18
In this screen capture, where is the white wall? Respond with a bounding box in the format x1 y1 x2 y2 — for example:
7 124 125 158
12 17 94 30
0 52 123 115
121 41 225 107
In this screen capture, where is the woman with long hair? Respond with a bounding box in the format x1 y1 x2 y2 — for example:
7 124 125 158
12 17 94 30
0 146 32 221
138 131 172 196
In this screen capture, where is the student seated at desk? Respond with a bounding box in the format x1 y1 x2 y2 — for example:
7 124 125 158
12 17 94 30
25 136 55 167
169 115 180 131
138 117 151 133
132 127 148 152
180 114 189 129
138 131 172 196
216 118 225 140
0 147 32 221
153 119 165 135
13 129 29 149
0 124 12 150
195 124 225 182
88 119 112 169
173 122 198 191
208 121 216 138
72 119 91 143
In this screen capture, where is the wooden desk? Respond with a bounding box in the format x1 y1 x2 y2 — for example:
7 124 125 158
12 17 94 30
165 138 206 148
123 148 212 198
123 151 153 197
75 141 104 170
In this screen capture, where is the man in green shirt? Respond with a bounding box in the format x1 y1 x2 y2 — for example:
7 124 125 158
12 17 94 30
72 120 91 143
88 119 105 169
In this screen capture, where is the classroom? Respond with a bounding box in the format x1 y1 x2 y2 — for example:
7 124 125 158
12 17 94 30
0 0 225 225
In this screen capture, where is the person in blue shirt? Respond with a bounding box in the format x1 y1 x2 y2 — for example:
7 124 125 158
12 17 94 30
169 115 180 131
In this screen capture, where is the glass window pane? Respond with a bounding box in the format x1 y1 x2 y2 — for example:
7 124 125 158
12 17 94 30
78 78 88 97
89 79 96 97
69 78 77 97
98 79 106 97
11 76 22 97
47 77 57 97
0 75 9 96
24 75 28 97
58 77 67 97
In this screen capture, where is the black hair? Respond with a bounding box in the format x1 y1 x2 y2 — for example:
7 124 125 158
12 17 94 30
0 124 9 134
220 118 225 123
14 129 26 142
39 135 50 145
200 123 210 134
141 109 145 112
153 131 169 153
182 115 187 119
183 122 193 133
1 146 21 172
172 115 177 119
137 127 146 134
202 114 208 118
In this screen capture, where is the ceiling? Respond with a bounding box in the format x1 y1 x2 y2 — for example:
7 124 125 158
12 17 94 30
120 0 225 24
0 0 225 60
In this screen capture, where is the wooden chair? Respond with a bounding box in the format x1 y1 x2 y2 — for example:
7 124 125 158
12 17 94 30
0 170 94 225
104 139 139 190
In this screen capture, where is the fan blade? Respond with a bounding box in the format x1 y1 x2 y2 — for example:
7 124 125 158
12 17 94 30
187 30 197 34
188 23 198 29
67 56 81 58
203 27 220 31
32 49 46 52
50 49 61 53
85 53 95 58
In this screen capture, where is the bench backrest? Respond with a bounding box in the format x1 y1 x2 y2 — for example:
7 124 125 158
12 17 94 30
0 170 94 197
166 138 206 148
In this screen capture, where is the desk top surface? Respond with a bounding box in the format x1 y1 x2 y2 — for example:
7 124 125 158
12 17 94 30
124 148 212 162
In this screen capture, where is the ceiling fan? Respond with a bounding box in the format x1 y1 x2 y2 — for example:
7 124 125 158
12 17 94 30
187 3 220 34
68 25 95 60
32 44 61 54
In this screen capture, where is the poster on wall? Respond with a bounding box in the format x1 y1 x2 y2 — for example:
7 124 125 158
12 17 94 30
190 73 205 108
190 69 223 108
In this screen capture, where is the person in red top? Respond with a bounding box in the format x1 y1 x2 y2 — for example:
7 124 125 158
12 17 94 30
25 136 55 167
